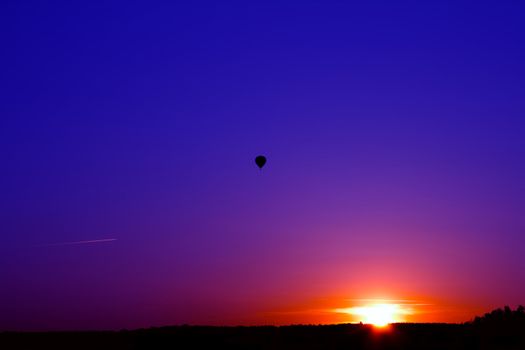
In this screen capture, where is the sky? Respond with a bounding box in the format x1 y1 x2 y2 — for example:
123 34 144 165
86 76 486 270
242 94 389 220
1 0 524 331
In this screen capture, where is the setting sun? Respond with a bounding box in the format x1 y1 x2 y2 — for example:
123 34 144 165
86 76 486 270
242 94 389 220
335 302 407 327
356 304 398 327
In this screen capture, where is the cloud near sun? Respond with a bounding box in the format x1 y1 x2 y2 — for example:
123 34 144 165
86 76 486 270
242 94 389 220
334 300 422 326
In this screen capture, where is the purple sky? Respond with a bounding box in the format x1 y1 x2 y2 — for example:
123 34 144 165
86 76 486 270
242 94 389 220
1 1 524 330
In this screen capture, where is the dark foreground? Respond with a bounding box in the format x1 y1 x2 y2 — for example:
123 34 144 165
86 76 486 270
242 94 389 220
1 322 524 350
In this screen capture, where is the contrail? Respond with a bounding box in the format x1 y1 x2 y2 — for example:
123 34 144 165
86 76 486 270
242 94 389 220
41 238 117 246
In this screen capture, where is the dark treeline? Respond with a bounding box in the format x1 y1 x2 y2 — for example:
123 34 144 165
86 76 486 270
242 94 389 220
471 305 525 327
1 306 524 350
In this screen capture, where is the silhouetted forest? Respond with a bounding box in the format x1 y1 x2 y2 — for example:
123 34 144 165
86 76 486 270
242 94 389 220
1 306 524 349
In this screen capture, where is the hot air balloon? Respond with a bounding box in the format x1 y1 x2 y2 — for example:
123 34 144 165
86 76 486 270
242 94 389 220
255 155 266 169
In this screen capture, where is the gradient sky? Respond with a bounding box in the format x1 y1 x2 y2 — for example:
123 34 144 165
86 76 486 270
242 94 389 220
1 1 524 331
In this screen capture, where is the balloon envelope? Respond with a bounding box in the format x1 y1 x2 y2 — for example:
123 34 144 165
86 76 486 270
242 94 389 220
255 155 267 169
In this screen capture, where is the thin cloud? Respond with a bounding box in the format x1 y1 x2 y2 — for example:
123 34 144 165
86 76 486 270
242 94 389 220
40 238 117 247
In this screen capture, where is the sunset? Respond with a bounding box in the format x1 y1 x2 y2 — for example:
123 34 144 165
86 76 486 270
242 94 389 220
1 0 525 349
338 304 398 327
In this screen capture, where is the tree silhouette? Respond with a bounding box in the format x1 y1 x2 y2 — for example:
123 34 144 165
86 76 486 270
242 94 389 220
471 305 525 326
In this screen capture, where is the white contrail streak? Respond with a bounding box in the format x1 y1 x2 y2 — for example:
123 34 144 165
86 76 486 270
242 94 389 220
41 238 117 246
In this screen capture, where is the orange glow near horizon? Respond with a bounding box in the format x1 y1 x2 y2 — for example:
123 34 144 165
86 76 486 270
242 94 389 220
355 304 398 326
334 299 417 326
251 294 488 326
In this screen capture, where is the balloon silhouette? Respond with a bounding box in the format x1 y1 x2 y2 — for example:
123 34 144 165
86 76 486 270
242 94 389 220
255 155 267 169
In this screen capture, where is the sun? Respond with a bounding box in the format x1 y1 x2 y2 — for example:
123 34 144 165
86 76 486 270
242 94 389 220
358 304 398 327
336 303 400 327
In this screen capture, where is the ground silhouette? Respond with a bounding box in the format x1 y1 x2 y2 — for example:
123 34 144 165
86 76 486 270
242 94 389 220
1 306 524 349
